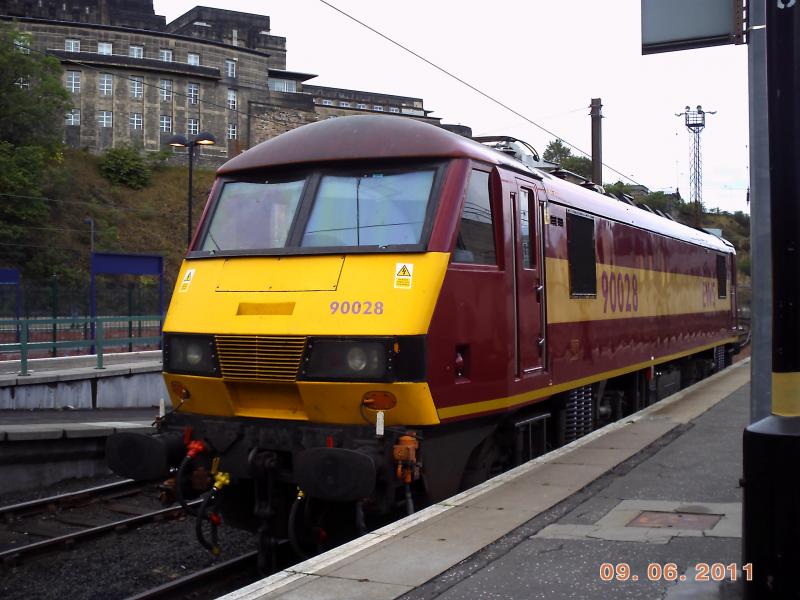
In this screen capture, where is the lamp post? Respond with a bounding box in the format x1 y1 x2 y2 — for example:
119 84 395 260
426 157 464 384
166 131 217 246
83 216 95 253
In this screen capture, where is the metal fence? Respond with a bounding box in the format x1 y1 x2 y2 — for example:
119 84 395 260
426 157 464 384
0 315 162 375
0 276 163 320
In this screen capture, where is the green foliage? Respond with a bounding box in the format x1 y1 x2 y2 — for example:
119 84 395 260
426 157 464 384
0 25 70 153
145 148 173 172
99 146 152 189
561 155 592 180
542 139 571 164
543 139 593 180
738 254 751 277
732 210 750 230
603 181 637 196
0 25 71 274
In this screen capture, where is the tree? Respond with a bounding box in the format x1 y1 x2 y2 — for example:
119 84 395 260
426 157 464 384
542 139 571 164
100 146 152 189
0 25 71 272
542 139 593 180
0 26 70 151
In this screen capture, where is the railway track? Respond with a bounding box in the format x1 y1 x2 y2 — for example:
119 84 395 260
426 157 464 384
0 479 198 564
126 551 259 600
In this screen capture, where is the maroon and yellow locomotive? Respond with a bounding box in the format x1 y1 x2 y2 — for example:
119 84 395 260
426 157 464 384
108 115 738 561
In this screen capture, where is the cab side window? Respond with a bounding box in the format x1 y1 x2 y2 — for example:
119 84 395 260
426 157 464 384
717 254 727 298
567 211 596 296
454 170 496 264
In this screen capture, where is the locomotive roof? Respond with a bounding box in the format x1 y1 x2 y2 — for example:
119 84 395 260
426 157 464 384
219 115 734 255
542 173 734 254
218 114 529 174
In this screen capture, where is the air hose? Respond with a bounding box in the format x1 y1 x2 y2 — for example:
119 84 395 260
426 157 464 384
288 489 309 559
195 471 230 556
176 440 206 516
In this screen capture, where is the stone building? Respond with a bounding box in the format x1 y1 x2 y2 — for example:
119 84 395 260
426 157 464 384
1 1 440 163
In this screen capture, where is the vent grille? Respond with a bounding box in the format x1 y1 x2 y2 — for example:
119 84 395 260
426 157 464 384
215 335 307 382
564 385 593 443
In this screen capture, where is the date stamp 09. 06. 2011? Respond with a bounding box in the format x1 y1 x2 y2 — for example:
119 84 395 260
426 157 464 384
599 562 753 583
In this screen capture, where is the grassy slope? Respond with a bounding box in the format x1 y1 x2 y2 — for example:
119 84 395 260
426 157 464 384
38 149 216 288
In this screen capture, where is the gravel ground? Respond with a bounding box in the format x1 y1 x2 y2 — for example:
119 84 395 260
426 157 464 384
0 475 258 600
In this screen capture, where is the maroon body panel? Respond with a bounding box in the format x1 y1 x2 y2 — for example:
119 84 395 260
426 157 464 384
426 161 736 420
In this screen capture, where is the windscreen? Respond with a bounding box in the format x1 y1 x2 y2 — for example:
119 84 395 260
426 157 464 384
201 180 304 251
199 168 437 253
301 171 435 247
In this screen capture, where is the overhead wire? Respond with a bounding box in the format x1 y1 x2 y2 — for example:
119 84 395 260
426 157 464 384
0 192 149 213
317 0 647 187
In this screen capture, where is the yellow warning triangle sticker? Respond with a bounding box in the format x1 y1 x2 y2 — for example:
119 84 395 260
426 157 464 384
397 265 411 277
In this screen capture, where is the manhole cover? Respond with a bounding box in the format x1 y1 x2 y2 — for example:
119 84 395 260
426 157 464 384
626 511 722 530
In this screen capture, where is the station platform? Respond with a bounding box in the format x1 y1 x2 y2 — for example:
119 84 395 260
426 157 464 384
0 351 165 411
0 407 156 441
223 359 750 600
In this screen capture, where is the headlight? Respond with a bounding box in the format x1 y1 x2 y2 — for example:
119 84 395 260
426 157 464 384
302 339 389 381
346 347 370 371
164 334 220 376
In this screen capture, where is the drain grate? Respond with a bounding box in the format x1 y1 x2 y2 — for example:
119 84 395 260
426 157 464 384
626 511 722 530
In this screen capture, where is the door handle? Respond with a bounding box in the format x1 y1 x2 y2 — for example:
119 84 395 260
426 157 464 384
536 284 543 301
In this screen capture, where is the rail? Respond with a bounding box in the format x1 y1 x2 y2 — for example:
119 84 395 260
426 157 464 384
0 314 162 376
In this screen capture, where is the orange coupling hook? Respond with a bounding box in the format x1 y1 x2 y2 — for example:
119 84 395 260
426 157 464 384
393 433 421 484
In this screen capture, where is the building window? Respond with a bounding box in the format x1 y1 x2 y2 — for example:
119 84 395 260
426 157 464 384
98 73 113 96
159 79 173 102
97 110 112 128
65 109 80 126
227 89 237 110
339 101 350 108
225 59 236 78
129 112 143 130
356 103 367 109
187 52 200 66
566 211 597 296
373 105 383 112
227 123 237 139
159 48 173 62
187 82 199 105
97 42 112 55
65 39 80 52
321 99 334 106
389 107 400 113
454 170 496 265
268 78 296 93
65 70 81 93
129 45 143 58
130 76 143 99
160 115 172 132
188 118 199 135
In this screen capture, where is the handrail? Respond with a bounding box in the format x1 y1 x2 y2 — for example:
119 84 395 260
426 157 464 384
0 315 162 376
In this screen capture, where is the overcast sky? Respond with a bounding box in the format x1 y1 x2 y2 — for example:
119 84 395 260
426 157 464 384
156 0 750 214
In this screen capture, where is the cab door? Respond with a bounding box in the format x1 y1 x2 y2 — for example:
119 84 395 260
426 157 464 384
513 182 545 375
